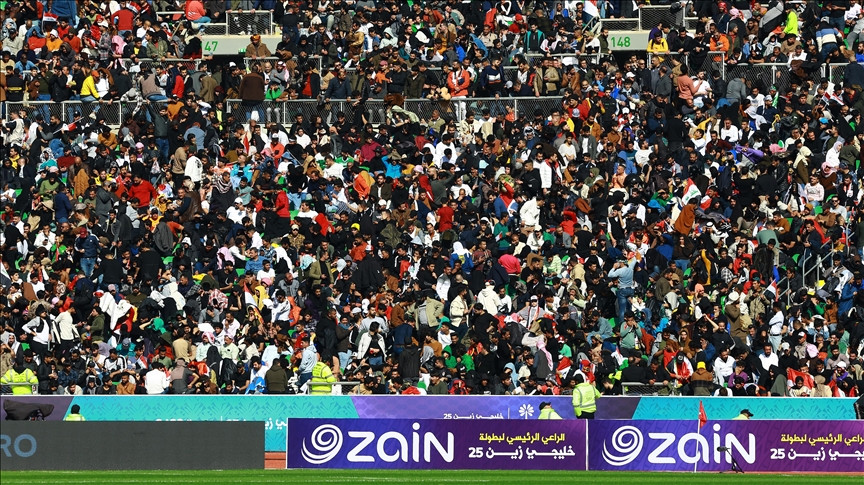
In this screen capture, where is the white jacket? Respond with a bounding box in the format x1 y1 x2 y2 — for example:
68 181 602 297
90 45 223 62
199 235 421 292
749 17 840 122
51 311 79 342
477 286 501 314
449 295 467 328
357 331 387 360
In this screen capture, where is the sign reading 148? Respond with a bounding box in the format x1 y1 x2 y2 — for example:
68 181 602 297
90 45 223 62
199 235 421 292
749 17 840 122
606 33 649 51
610 36 631 48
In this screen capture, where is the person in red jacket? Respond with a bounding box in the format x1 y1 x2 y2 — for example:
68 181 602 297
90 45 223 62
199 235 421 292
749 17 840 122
171 69 185 98
446 60 471 120
111 1 135 33
127 174 157 206
185 0 211 25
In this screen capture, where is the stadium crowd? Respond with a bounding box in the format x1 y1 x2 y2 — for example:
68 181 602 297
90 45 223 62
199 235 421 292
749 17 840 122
0 0 863 400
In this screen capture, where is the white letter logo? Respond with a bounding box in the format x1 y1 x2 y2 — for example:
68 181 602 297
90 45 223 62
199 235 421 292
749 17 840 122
301 424 343 464
602 426 644 467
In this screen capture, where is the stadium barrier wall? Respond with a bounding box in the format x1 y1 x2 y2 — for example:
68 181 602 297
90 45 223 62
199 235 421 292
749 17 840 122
0 421 264 471
0 395 856 452
285 418 864 472
286 418 588 470
588 420 864 472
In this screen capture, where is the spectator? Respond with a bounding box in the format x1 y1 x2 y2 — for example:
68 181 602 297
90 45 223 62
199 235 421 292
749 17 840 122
0 0 861 403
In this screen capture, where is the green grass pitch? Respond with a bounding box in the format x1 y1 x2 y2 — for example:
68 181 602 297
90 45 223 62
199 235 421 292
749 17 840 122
2 470 862 484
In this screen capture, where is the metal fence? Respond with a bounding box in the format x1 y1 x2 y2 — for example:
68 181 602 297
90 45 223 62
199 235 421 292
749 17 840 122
226 11 274 35
121 58 203 73
155 11 274 35
647 51 726 78
6 62 857 126
598 5 686 32
222 97 566 126
5 100 129 125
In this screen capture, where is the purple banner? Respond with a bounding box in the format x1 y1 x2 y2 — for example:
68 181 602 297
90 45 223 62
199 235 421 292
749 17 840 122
589 420 864 472
287 419 588 470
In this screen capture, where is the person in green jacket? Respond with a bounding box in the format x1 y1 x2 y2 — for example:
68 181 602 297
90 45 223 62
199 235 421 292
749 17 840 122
538 401 562 419
572 374 601 419
308 361 336 394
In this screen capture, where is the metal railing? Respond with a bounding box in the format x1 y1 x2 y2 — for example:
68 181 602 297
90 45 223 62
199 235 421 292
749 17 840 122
648 51 726 78
120 58 203 73
223 97 566 125
598 5 685 32
156 10 274 35
5 100 129 125
304 380 361 395
5 96 566 126
621 382 678 396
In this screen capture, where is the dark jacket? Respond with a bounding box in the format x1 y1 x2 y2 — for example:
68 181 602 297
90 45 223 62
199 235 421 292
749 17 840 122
238 72 266 102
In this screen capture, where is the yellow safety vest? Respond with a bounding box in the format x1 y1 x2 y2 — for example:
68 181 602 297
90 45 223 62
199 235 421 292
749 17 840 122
0 368 38 395
309 362 336 395
572 382 600 416
538 407 563 420
64 413 86 421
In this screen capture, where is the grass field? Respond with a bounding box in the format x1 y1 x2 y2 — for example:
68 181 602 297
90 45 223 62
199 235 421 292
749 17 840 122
2 470 863 484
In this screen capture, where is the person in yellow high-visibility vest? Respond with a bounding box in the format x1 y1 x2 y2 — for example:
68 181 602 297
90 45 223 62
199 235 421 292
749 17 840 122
64 404 86 421
0 362 39 395
538 401 562 420
572 374 601 419
308 361 337 395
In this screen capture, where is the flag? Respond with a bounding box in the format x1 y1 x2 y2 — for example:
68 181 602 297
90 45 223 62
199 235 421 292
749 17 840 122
787 368 814 390
698 401 708 429
243 283 258 308
0 262 10 288
243 283 263 321
682 178 701 204
583 0 600 19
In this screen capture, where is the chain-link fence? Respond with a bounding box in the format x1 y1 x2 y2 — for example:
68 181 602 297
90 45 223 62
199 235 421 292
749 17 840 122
647 51 726 78
825 63 846 85
522 53 602 66
648 52 686 72
244 57 282 72
222 97 566 126
639 5 685 31
5 101 124 125
120 58 204 74
227 11 274 35
598 18 639 31
725 63 800 94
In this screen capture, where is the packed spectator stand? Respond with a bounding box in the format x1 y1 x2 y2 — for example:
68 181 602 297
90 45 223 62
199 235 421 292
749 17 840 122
0 1 862 401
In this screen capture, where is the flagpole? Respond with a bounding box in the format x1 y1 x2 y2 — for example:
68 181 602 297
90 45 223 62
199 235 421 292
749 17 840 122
694 416 700 473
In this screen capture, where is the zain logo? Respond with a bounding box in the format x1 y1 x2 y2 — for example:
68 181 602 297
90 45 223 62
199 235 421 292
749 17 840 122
301 424 343 464
518 404 535 419
602 426 644 466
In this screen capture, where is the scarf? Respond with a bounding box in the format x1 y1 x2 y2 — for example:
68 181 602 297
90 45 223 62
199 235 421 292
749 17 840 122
537 337 554 372
213 174 232 194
